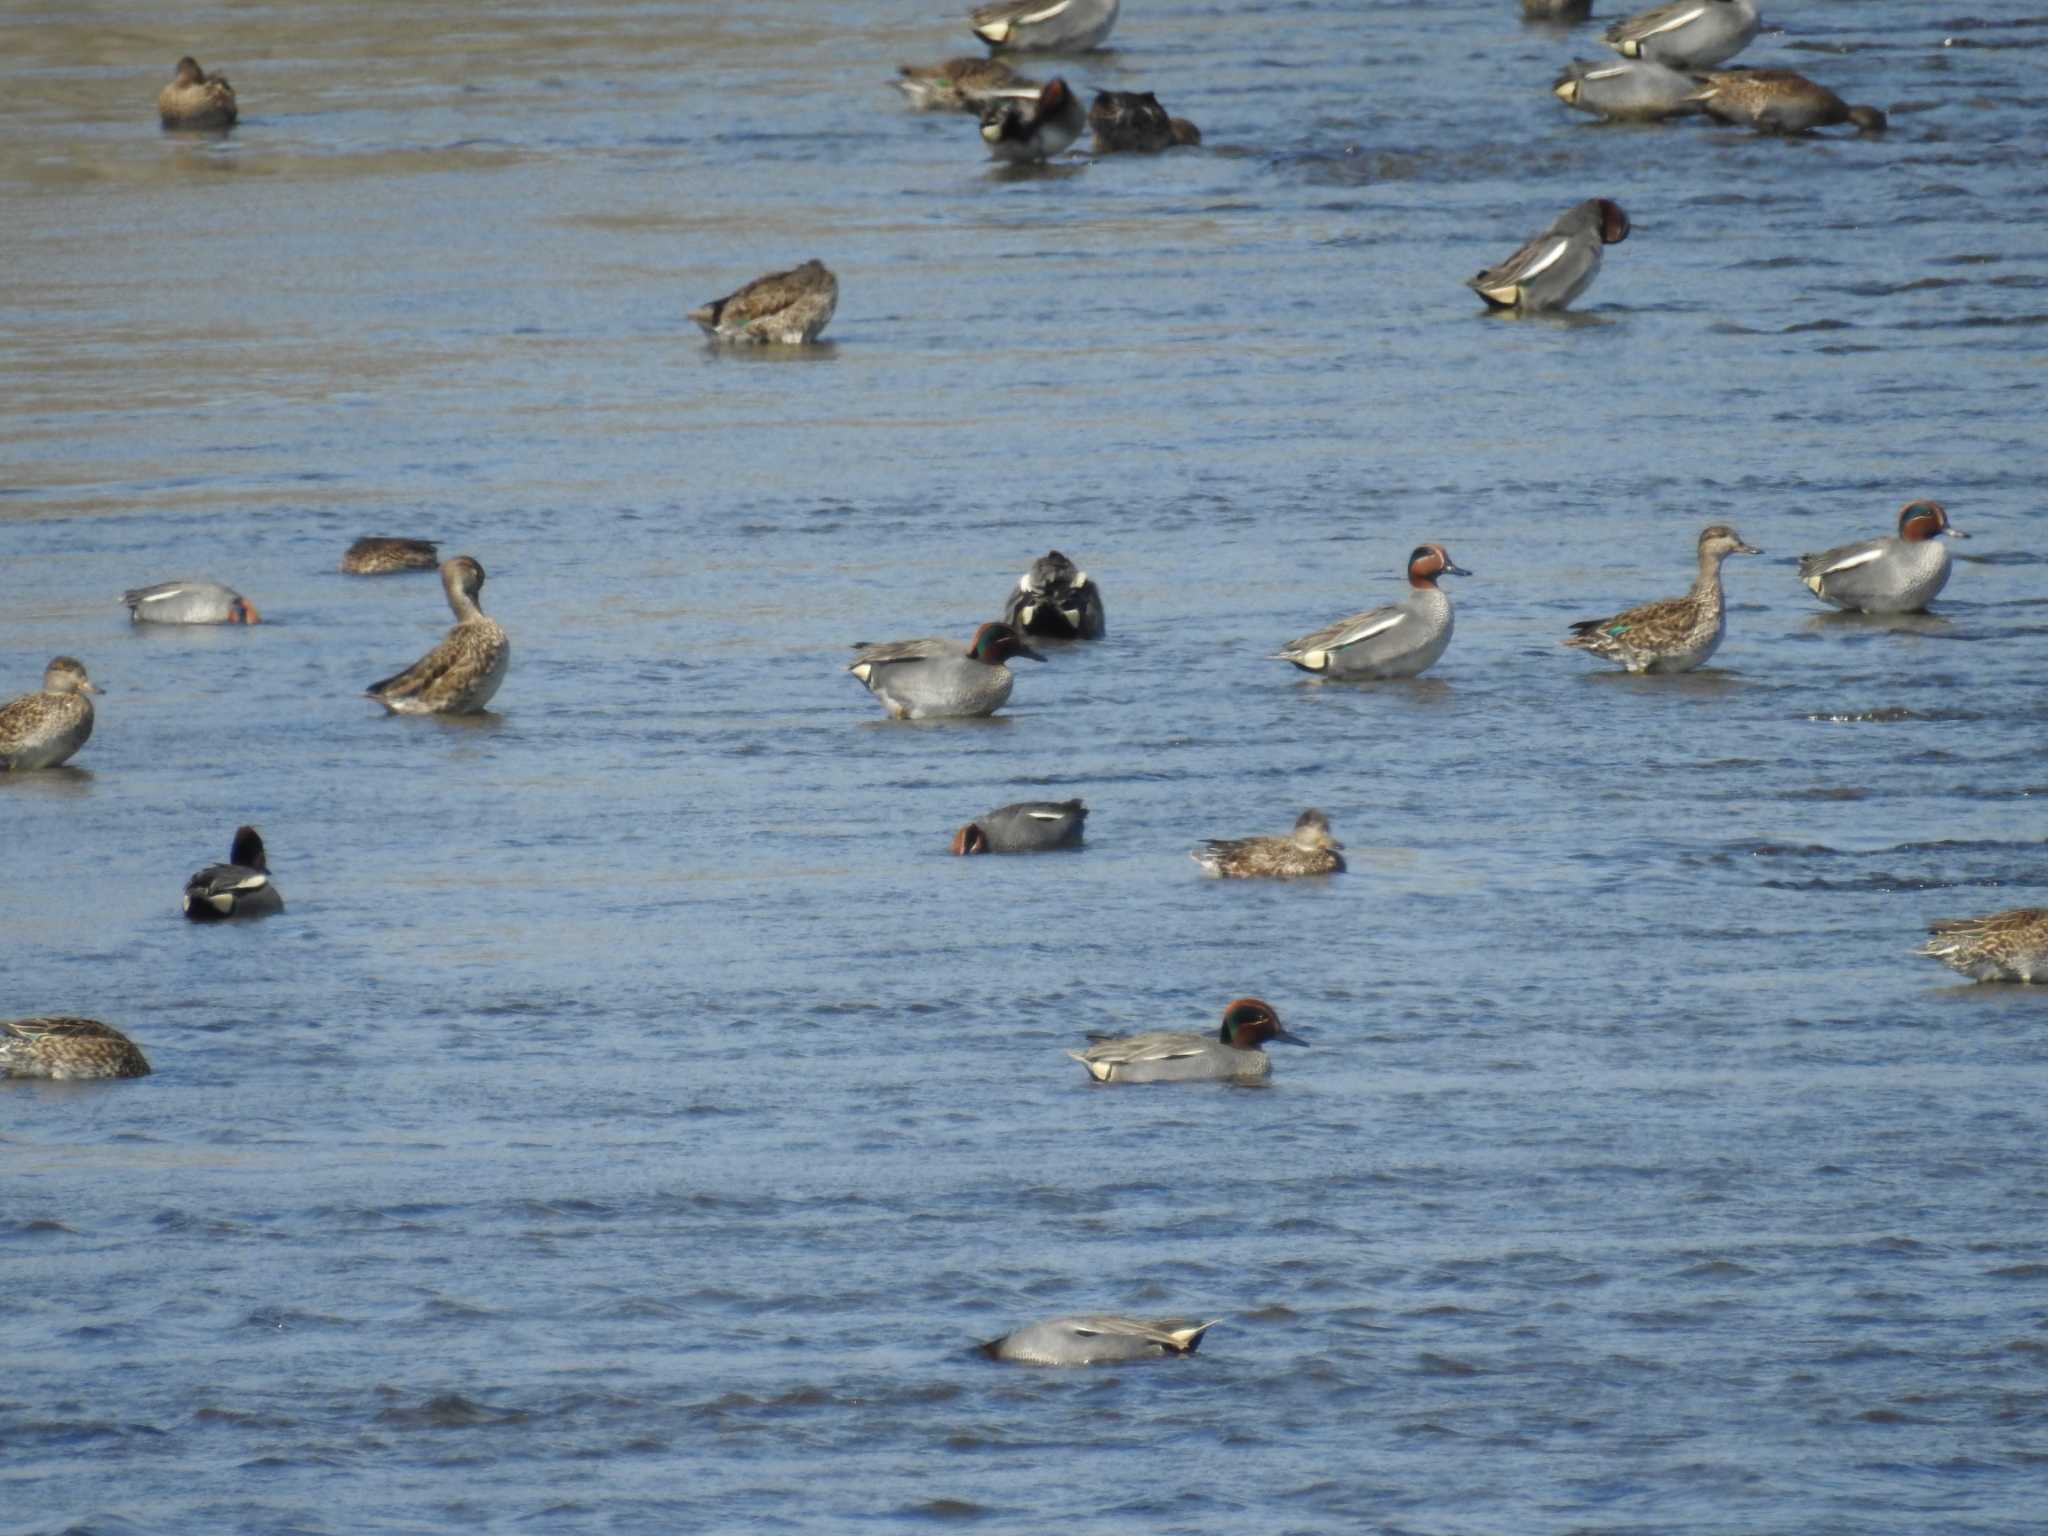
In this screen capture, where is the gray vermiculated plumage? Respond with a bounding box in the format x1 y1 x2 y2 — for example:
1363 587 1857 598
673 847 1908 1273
1798 502 1960 614
1274 545 1469 680
969 0 1120 53
1468 199 1629 313
1604 0 1758 68
978 1315 1217 1364
955 799 1087 853
1553 58 1704 122
122 580 258 624
847 623 1043 720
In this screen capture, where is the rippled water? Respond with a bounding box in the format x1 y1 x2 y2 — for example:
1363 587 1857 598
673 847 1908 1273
5 2 2047 1531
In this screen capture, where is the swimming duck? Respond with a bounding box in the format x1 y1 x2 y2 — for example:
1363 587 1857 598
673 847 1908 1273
969 0 1120 53
1002 549 1105 639
953 798 1087 854
1192 809 1345 879
1088 91 1201 152
1068 997 1307 1083
0 657 99 771
366 556 509 715
1553 58 1705 122
1917 909 2048 984
1563 524 1761 673
979 1315 1218 1365
182 825 284 922
688 260 838 345
1523 0 1593 18
1604 0 1758 68
1468 199 1629 313
847 622 1045 720
981 78 1086 163
158 56 237 129
1798 500 1962 614
1273 544 1470 681
896 56 1033 112
122 580 258 625
1688 69 1888 134
343 537 440 574
0 1017 151 1080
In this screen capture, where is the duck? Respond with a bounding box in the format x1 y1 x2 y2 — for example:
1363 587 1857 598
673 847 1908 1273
969 0 1120 53
1563 524 1761 673
366 556 509 715
1002 549 1105 639
953 798 1088 854
343 537 440 574
1273 544 1470 681
688 260 838 345
979 1315 1218 1365
848 622 1044 719
981 79 1086 163
0 657 99 771
1688 69 1888 135
1468 199 1629 313
1798 500 1963 614
1068 997 1308 1084
1604 0 1758 68
121 580 258 625
1553 58 1706 122
1088 91 1201 152
0 1017 151 1080
182 825 285 922
1192 809 1344 879
895 56 1033 113
157 55 237 129
1523 0 1593 18
1917 909 2048 984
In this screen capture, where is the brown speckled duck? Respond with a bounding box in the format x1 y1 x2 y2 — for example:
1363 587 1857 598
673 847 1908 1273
689 260 838 345
0 656 99 770
366 556 509 715
1917 910 2048 984
1688 70 1887 135
1192 810 1345 879
343 537 440 574
1088 91 1200 153
0 1018 151 1080
158 56 237 129
895 56 1034 113
1563 524 1760 673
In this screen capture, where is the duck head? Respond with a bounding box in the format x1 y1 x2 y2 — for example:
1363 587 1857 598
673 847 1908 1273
1698 524 1761 560
1407 544 1472 589
1290 809 1342 852
1594 199 1630 245
45 656 99 696
968 622 1045 666
229 825 269 871
951 823 990 855
1898 500 1963 542
1037 78 1071 117
1847 104 1887 134
1023 550 1084 595
1218 998 1309 1051
172 56 205 86
229 595 260 624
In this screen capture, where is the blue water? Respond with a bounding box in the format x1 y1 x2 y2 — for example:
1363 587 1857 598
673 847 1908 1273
5 2 2047 1531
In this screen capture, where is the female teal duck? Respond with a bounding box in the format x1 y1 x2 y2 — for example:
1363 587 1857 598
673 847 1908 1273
979 1315 1218 1365
896 56 1033 113
689 261 838 345
0 656 99 770
158 56 237 129
183 825 285 921
1563 524 1760 673
366 556 509 715
1068 997 1308 1084
0 1018 151 1080
1689 69 1887 134
343 537 440 574
1192 810 1344 879
1917 910 2048 984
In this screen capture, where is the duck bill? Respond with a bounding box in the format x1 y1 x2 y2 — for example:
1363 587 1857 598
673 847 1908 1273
1734 542 1762 556
1444 562 1473 577
1943 527 1969 539
1017 643 1048 663
1273 1028 1310 1048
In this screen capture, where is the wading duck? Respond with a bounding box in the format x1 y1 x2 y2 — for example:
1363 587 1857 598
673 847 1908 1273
1002 550 1105 639
981 79 1086 163
688 260 838 345
122 580 258 625
1088 90 1200 152
183 825 285 922
1553 58 1705 122
1604 0 1758 68
1688 70 1888 134
1274 543 1470 680
969 0 1120 53
952 798 1088 853
1799 500 1962 614
979 1315 1218 1365
1192 809 1345 879
1563 524 1761 673
158 56 237 129
343 537 440 574
1917 909 2048 984
366 556 509 715
0 1018 151 1080
1468 198 1629 313
1068 997 1307 1084
847 622 1044 720
0 657 99 770
896 56 1033 112
1523 0 1593 18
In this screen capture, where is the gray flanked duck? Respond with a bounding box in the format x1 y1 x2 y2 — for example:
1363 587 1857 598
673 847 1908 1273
1088 90 1200 152
0 1018 151 1080
1553 58 1704 123
1918 909 2048 984
366 556 509 715
343 537 440 574
969 0 1120 53
183 825 284 922
1689 69 1887 135
1274 544 1470 680
847 621 1044 719
1003 549 1105 639
689 260 838 345
1068 997 1307 1084
981 78 1086 163
0 657 99 770
1564 524 1761 673
895 56 1034 113
1192 809 1344 879
1799 500 1962 614
1604 0 1758 68
158 56 237 129
979 1315 1218 1366
1469 199 1629 313
953 799 1087 853
122 580 259 625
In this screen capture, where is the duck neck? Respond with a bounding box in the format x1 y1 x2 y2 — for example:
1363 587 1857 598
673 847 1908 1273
1690 548 1728 612
447 584 484 623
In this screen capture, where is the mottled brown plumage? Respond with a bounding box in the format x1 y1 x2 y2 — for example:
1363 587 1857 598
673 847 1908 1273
0 656 98 770
689 260 838 345
158 56 237 129
366 556 509 715
0 1017 152 1080
1563 524 1760 673
1689 69 1886 135
1917 909 2048 983
1087 90 1200 153
1192 810 1345 879
343 537 440 574
895 56 1031 113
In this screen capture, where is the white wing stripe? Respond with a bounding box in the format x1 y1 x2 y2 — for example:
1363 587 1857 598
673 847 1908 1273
1520 240 1571 281
1822 548 1886 576
1018 0 1073 22
1333 614 1406 648
1643 5 1708 36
